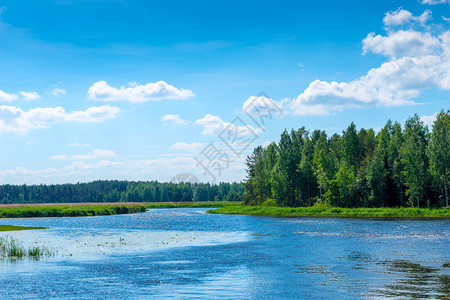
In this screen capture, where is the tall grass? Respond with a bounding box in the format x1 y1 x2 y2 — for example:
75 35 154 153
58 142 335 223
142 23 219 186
0 236 54 260
208 205 450 218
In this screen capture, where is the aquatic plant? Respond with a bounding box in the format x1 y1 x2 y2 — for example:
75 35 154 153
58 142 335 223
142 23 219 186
0 236 55 260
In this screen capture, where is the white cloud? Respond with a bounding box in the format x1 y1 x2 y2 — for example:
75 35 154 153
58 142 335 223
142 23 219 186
0 160 124 184
362 30 441 57
0 90 18 102
87 80 195 102
20 91 40 101
383 8 413 26
0 105 120 134
50 154 69 160
383 8 432 26
50 88 66 97
170 142 203 151
51 149 117 160
195 114 263 135
420 112 438 125
421 0 449 4
161 114 189 125
288 12 450 116
242 95 284 117
68 142 90 147
291 55 441 115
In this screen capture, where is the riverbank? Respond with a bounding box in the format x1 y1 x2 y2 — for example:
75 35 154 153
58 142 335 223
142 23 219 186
144 202 241 209
207 205 450 218
0 202 240 218
0 203 147 218
0 225 48 231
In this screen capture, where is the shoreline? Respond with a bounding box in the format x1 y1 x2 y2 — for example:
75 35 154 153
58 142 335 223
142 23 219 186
0 202 240 219
207 205 450 219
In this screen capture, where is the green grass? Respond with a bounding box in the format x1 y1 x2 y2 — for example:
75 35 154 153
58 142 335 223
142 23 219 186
0 204 147 218
0 202 239 218
0 225 48 231
0 236 54 260
144 201 241 209
207 205 450 218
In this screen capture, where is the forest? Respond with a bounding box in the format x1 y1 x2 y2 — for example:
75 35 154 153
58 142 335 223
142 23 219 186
0 180 244 204
244 110 449 208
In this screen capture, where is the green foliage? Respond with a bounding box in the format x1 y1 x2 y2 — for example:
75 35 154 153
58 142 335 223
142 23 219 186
0 181 244 204
243 110 449 208
427 110 450 207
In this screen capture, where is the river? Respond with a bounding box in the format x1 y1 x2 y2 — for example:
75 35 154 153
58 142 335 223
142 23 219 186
0 208 449 299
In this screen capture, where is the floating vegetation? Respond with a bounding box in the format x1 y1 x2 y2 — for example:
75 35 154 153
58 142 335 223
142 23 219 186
0 236 55 260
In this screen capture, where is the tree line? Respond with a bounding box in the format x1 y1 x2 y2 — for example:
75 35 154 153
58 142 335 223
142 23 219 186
244 110 449 208
0 180 244 204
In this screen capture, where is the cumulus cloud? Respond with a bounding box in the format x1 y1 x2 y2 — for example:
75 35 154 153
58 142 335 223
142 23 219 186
0 105 120 134
161 114 189 125
288 11 450 116
170 142 203 151
420 112 438 125
383 8 431 26
362 30 441 57
51 149 117 160
242 95 284 117
0 90 18 102
383 8 413 26
87 81 195 102
0 90 41 101
195 114 263 136
421 0 449 4
20 91 40 101
50 88 66 97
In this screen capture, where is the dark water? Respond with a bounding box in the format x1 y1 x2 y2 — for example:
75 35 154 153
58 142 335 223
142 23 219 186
0 208 449 299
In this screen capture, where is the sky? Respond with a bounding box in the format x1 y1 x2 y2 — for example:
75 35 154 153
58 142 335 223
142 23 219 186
0 0 449 185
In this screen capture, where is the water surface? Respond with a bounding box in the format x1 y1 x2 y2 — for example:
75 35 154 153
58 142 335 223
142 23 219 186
0 208 448 299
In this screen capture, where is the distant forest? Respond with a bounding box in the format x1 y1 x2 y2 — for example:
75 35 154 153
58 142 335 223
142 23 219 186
0 181 244 204
244 110 449 208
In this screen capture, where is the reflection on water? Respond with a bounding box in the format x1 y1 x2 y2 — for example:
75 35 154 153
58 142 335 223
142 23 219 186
0 208 448 299
375 260 450 298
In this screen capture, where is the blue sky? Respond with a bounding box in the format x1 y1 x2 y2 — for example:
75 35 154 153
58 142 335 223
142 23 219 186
0 0 449 184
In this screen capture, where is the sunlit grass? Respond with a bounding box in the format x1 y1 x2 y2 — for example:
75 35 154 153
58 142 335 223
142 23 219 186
208 205 450 218
0 225 48 231
0 204 147 218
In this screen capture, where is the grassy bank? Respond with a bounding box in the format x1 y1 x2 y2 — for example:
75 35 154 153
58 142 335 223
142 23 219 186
144 201 241 209
0 225 48 232
0 202 240 218
207 205 450 218
0 204 147 218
